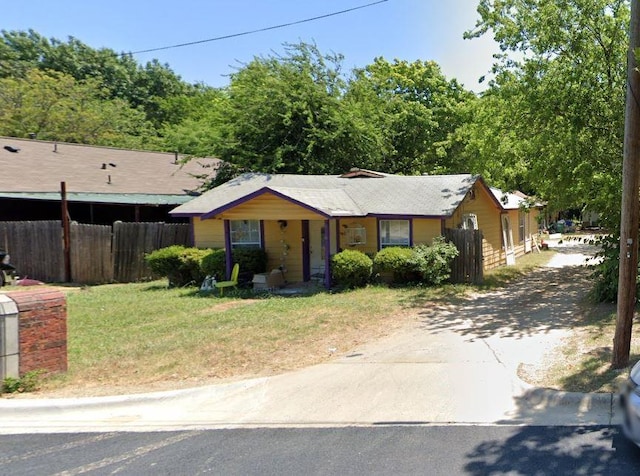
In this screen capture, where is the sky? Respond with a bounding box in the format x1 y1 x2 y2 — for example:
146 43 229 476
2 0 499 92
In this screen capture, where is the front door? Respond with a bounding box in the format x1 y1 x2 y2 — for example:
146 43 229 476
308 220 325 280
502 216 516 265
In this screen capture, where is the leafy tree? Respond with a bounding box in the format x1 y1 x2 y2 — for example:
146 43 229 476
0 69 154 148
0 29 192 128
347 58 475 175
465 0 628 220
211 42 380 175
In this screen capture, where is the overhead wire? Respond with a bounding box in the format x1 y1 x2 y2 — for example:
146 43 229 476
124 0 389 56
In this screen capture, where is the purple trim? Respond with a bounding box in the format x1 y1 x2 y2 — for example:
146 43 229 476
224 220 232 280
201 187 331 220
377 217 381 251
409 218 414 247
302 220 310 282
335 218 341 252
259 220 265 250
324 220 331 289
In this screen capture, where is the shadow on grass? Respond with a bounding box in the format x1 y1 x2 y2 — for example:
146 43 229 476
558 349 640 393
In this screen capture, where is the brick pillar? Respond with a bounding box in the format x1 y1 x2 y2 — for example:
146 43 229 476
3 289 67 376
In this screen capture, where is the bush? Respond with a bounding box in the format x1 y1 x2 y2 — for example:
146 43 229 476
331 249 372 289
145 245 210 287
201 248 268 281
411 236 459 285
373 247 416 283
1 370 43 394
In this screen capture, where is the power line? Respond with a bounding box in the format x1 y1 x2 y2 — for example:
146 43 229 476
125 0 389 56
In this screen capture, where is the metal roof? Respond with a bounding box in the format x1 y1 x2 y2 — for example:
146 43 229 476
0 191 195 206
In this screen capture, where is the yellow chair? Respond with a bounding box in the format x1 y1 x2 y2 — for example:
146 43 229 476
215 263 239 296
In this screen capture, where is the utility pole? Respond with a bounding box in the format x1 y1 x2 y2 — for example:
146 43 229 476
613 0 640 369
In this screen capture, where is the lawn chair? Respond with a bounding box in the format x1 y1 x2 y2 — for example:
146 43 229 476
215 263 239 296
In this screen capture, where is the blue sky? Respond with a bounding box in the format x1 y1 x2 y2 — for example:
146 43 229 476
2 0 498 92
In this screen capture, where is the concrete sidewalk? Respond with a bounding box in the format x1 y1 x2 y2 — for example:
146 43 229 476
0 241 622 434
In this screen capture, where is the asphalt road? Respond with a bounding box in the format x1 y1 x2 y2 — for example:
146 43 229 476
2 425 640 475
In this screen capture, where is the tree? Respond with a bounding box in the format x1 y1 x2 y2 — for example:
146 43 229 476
466 0 628 218
0 29 192 129
186 42 382 176
347 58 475 175
0 69 154 148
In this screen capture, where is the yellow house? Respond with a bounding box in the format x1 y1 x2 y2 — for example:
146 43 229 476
170 169 541 287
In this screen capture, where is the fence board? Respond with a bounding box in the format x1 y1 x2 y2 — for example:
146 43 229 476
0 220 190 285
444 228 484 285
0 221 64 282
70 223 113 284
113 222 190 282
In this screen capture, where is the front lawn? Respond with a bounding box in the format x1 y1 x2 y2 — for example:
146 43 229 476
32 250 565 397
45 282 460 396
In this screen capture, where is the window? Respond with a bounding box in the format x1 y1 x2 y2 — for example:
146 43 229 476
462 214 478 230
518 211 526 243
379 220 410 248
230 220 261 248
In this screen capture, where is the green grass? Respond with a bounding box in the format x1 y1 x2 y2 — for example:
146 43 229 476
39 250 569 395
49 282 425 393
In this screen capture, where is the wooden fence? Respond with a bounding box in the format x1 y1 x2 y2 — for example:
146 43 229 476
0 221 191 284
444 228 484 285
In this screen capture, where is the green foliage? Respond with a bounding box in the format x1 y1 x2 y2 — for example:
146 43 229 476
1 370 43 394
0 29 191 129
144 245 210 288
201 248 268 280
588 235 640 303
373 246 416 283
411 237 459 285
331 249 372 289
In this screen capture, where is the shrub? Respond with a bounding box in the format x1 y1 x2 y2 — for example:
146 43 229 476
201 248 268 281
411 236 459 285
1 370 43 394
331 249 372 288
373 246 416 283
145 245 210 287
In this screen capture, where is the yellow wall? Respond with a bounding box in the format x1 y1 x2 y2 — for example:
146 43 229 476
412 219 444 245
444 182 504 270
337 217 378 255
262 220 305 282
217 192 323 220
193 217 225 249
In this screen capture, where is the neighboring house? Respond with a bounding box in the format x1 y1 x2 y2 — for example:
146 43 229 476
491 188 544 265
171 168 539 287
0 137 218 224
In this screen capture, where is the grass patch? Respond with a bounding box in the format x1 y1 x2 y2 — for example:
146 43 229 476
528 302 640 393
42 282 423 395
482 250 556 289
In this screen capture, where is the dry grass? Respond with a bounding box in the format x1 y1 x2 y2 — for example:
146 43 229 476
36 283 425 397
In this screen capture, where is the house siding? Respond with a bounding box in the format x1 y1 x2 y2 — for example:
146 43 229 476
445 183 503 271
412 219 444 245
338 217 378 255
216 192 324 221
193 218 225 249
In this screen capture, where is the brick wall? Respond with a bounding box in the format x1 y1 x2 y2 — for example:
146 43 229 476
5 289 67 376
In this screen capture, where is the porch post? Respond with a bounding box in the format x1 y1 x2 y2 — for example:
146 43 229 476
302 220 310 281
224 219 232 279
324 219 331 289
